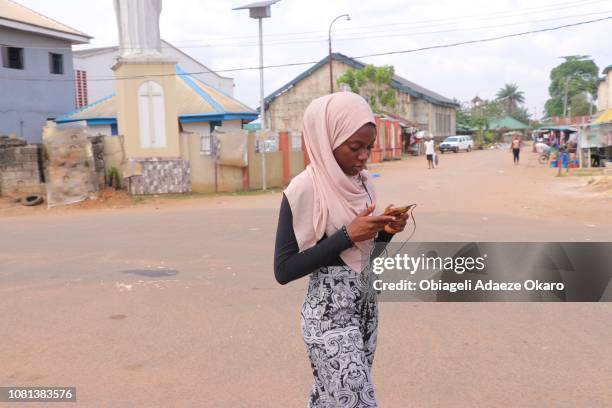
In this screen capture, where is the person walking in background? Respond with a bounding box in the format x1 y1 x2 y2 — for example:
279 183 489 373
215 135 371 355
424 135 435 169
511 135 522 165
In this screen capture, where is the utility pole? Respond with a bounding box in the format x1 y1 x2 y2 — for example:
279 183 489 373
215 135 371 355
233 0 280 191
563 77 570 118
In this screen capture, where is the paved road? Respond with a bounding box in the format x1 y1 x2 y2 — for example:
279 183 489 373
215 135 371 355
1 148 611 407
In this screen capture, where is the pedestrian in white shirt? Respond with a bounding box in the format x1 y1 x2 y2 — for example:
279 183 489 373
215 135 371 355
424 136 435 169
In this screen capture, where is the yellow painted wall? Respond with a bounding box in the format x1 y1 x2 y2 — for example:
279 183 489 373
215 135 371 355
180 135 244 193
113 60 180 158
247 132 283 189
597 71 611 112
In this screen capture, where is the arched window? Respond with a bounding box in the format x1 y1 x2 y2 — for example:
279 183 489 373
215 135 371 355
137 81 166 148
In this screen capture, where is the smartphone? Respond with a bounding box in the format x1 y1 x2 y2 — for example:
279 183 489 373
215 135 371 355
385 204 416 216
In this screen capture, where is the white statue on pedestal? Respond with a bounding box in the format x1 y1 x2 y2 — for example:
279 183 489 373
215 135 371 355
113 0 163 58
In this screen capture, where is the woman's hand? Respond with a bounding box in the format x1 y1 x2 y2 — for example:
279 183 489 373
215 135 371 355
346 205 396 243
382 204 412 234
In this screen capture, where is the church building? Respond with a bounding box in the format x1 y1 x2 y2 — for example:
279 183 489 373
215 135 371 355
55 0 257 194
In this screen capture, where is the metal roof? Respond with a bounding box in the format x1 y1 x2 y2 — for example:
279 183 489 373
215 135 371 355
264 53 459 109
73 46 119 58
73 40 233 80
487 116 530 130
56 66 257 125
0 0 91 42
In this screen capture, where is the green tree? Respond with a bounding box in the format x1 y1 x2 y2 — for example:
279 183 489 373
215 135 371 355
337 64 396 112
465 99 504 143
496 83 525 115
456 103 472 130
544 55 598 117
509 106 531 124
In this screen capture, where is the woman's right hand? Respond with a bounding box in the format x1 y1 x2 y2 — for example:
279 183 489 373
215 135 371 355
346 205 396 243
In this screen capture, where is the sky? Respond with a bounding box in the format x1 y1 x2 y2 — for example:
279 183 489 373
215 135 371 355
14 0 612 118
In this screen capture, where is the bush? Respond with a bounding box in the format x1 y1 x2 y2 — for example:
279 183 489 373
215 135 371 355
106 167 120 189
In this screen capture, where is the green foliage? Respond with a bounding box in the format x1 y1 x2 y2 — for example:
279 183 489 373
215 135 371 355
484 130 496 144
568 93 592 116
509 106 531 124
469 100 504 130
337 64 396 112
496 83 525 116
545 55 599 117
106 167 120 189
456 105 471 129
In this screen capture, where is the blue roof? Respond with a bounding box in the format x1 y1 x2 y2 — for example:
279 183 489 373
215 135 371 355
264 53 459 109
56 65 257 125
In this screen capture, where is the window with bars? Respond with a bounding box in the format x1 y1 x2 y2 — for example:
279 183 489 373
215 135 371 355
200 121 222 155
74 69 88 108
291 132 302 151
49 53 63 74
1 46 24 69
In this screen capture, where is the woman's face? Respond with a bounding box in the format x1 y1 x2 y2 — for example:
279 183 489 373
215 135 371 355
333 124 376 176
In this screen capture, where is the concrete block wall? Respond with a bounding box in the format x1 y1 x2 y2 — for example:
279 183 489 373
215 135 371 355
0 144 45 197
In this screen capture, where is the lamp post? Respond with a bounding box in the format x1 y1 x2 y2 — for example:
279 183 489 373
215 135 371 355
328 14 350 93
233 0 280 191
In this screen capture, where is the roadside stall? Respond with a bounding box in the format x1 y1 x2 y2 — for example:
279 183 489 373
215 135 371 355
578 109 612 168
535 125 579 168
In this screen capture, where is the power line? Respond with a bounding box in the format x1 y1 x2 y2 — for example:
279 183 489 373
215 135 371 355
351 15 612 59
14 8 612 52
2 15 610 82
182 0 609 44
169 10 612 48
110 0 612 45
12 0 608 49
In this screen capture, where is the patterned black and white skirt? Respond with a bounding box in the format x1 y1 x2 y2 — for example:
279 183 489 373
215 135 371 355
300 265 378 408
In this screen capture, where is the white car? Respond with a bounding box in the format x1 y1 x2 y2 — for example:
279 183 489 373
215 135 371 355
439 135 474 153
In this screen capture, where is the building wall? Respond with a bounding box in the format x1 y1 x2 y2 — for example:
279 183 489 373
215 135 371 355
113 60 181 158
0 144 45 197
429 105 457 138
180 120 245 193
248 132 283 190
597 71 611 112
266 59 456 138
0 27 76 143
73 41 235 103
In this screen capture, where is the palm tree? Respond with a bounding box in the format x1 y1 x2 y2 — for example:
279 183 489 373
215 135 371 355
496 83 525 115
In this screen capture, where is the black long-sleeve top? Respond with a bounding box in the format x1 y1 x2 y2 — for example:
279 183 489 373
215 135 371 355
274 194 393 285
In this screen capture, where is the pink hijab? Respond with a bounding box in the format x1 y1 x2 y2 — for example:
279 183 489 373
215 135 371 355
284 92 377 272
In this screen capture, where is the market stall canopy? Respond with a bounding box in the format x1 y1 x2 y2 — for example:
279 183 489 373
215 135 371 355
538 125 579 133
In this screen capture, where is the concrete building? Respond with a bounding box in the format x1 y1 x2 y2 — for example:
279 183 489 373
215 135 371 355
55 66 257 193
0 0 91 143
596 65 612 112
263 53 459 139
72 40 235 108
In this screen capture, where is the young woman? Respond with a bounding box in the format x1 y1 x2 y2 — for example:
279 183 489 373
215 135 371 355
274 92 410 407
511 135 522 164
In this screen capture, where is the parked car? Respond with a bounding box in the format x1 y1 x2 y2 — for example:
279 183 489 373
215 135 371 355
439 135 474 153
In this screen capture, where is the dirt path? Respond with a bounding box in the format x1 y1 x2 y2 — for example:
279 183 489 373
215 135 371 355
1 148 610 407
